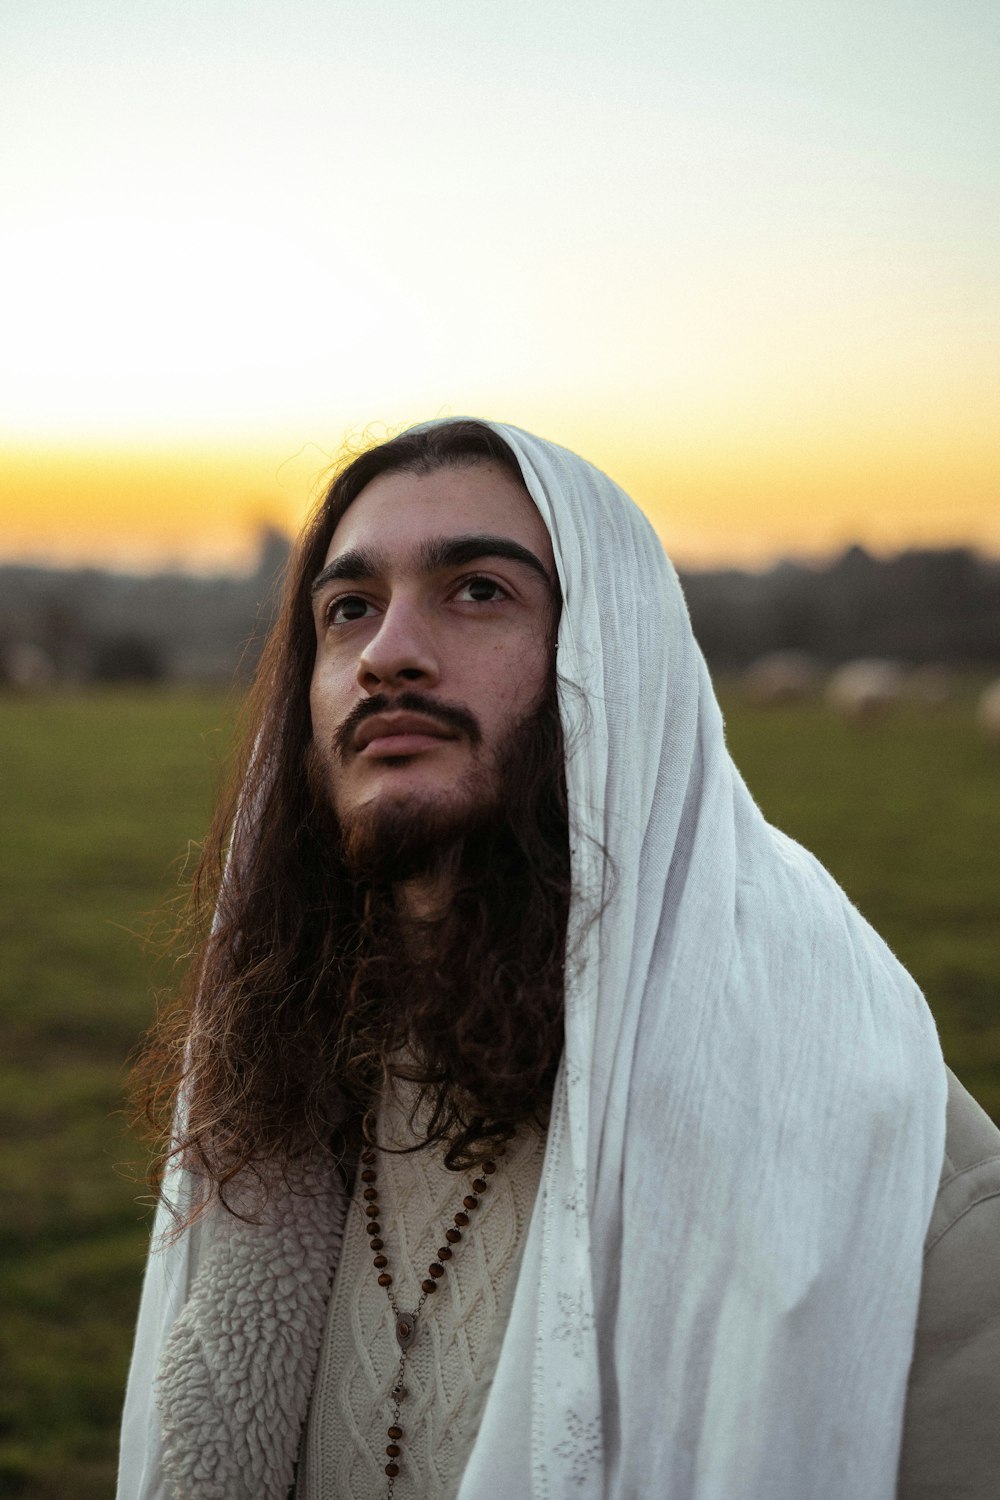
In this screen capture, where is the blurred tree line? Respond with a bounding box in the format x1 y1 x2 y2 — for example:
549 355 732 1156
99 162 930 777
0 527 291 687
682 546 1000 670
1 535 999 686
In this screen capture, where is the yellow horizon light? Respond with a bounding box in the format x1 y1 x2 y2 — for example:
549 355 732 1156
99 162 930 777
3 423 997 574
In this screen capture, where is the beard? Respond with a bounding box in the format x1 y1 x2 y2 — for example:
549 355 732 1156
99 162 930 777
299 672 569 1167
307 686 557 885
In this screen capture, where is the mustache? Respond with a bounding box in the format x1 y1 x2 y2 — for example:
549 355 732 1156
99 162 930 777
333 690 483 762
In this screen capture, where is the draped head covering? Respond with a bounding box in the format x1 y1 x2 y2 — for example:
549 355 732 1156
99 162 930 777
119 420 946 1500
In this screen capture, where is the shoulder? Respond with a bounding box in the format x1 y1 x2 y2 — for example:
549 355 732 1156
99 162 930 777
897 1069 1000 1499
925 1068 1000 1251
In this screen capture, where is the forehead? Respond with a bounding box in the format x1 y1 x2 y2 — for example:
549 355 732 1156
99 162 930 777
323 460 555 571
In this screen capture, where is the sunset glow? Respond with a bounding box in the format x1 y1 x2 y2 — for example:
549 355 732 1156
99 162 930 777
3 0 997 570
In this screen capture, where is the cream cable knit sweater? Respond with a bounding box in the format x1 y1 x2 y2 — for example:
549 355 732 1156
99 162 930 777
298 1085 546 1500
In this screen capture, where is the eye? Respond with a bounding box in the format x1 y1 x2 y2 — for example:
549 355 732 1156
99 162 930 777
326 594 376 625
455 575 510 604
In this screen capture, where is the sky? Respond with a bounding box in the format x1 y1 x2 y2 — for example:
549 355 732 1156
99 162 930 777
2 0 998 570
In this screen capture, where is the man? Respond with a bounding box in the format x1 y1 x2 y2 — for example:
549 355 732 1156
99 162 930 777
120 419 1000 1500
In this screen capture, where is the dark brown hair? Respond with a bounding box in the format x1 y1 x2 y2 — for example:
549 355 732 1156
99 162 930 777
130 421 571 1217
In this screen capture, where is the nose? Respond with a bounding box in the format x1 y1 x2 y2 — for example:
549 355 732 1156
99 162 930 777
356 599 441 694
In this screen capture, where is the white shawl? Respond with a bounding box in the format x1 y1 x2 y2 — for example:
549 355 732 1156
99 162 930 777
118 420 946 1500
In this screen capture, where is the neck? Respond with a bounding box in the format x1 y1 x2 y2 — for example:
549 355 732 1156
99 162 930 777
394 841 463 937
395 871 453 930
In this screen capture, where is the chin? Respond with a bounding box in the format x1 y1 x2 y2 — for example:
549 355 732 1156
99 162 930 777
344 763 461 817
337 772 500 883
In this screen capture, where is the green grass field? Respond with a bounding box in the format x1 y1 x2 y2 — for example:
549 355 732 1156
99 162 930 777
1 686 998 1497
0 691 235 1499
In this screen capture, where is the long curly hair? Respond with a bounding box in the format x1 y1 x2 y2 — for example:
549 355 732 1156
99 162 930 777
130 421 572 1218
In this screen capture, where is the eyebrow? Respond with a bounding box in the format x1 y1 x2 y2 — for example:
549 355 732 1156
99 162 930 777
310 532 554 597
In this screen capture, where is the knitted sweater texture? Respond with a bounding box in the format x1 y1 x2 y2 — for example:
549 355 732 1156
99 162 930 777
298 1085 546 1500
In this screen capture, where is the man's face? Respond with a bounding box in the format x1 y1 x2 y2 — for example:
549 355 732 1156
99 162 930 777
309 460 558 863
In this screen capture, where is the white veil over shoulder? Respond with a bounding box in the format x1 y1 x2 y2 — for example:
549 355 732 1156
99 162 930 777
119 420 946 1500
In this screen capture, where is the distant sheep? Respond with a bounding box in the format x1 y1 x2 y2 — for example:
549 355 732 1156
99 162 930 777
978 680 1000 745
743 651 821 706
826 660 904 721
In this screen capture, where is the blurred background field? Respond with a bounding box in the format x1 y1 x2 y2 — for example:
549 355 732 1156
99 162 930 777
1 684 999 1498
0 691 233 1499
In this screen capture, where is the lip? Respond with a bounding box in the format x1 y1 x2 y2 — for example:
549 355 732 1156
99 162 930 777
354 712 460 757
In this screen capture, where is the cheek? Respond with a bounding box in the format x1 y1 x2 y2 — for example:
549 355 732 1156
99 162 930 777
308 682 321 738
309 661 350 740
308 666 325 730
472 638 552 724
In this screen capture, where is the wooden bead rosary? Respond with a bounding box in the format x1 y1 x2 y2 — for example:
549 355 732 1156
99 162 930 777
359 1141 504 1496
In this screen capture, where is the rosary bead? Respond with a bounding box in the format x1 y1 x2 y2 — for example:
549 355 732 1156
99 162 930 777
364 1139 508 1489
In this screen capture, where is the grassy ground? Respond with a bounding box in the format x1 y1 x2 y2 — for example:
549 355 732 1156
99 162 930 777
718 684 1000 1119
0 690 235 1499
1 685 997 1497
